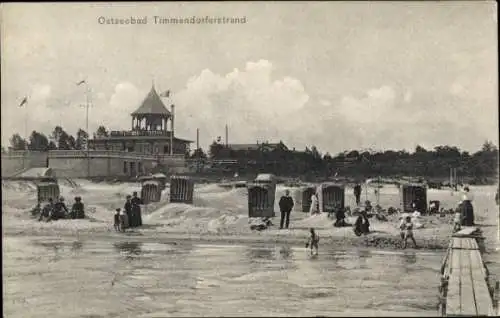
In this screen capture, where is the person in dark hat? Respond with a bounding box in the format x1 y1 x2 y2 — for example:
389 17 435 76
131 191 144 227
70 196 85 219
53 196 69 220
124 195 133 228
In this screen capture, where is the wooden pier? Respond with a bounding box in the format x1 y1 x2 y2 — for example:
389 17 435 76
440 227 497 316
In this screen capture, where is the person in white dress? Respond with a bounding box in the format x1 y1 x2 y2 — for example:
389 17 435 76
310 193 319 216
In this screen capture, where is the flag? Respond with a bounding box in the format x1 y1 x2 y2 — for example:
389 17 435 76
160 90 170 98
76 80 86 86
19 96 28 107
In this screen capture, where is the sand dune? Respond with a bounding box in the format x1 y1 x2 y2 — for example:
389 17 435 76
2 180 498 250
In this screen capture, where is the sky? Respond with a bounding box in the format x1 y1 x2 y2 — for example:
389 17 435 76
1 2 498 155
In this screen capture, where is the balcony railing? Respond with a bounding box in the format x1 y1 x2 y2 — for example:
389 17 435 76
96 130 173 138
47 150 185 161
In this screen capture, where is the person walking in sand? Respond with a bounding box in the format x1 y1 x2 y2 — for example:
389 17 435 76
305 228 320 255
310 193 319 216
400 216 418 249
279 190 294 229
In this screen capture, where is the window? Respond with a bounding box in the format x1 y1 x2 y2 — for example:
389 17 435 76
123 161 128 174
130 162 136 176
163 145 169 154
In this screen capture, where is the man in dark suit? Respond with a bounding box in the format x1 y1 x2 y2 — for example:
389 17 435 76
354 183 362 206
279 190 294 229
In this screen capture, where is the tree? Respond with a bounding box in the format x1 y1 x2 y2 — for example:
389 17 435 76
51 126 64 147
191 148 207 159
1 146 6 153
28 131 50 151
48 141 57 150
57 131 74 150
9 133 27 151
415 145 427 153
481 140 497 152
209 141 224 159
75 129 89 150
51 126 76 150
95 125 109 138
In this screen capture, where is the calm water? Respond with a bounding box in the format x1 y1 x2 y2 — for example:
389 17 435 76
3 236 442 317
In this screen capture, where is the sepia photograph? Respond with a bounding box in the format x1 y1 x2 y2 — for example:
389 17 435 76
1 1 499 317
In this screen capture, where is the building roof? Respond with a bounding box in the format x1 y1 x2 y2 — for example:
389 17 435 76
131 86 171 116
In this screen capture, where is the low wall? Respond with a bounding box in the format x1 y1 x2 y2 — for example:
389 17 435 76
1 150 187 178
1 151 48 177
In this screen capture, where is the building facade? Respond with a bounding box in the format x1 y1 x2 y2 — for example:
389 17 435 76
89 86 192 156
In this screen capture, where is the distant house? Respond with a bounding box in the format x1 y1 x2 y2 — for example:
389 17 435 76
227 142 288 153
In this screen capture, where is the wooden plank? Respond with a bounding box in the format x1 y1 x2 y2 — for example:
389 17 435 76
470 250 486 278
452 237 462 250
459 250 477 316
469 252 495 316
469 238 479 250
471 268 494 315
442 247 452 276
450 248 461 273
446 271 461 315
470 250 486 274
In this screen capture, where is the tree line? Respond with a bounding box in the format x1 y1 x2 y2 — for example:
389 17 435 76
3 125 498 184
189 140 499 184
3 125 109 152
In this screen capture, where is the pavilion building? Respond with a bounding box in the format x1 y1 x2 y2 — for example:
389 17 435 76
89 85 192 156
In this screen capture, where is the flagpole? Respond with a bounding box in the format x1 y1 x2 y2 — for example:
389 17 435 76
83 80 90 177
24 100 28 169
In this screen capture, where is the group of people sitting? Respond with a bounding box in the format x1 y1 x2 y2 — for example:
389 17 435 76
32 196 85 222
113 191 144 232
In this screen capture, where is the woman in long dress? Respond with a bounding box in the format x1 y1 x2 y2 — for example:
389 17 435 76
310 193 319 216
461 186 474 226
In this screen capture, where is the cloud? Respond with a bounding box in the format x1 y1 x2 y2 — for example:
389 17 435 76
172 59 310 149
320 99 331 106
403 90 412 103
1 58 497 154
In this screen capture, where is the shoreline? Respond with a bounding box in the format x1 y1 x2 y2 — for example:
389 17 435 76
2 226 451 251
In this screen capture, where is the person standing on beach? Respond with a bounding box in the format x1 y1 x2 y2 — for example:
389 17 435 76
279 189 294 229
354 183 362 206
305 228 320 255
124 195 133 228
461 186 475 226
131 191 143 227
310 193 319 215
400 216 418 249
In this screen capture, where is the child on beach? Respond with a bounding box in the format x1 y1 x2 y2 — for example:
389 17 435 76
400 216 418 249
305 228 320 255
113 208 121 232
